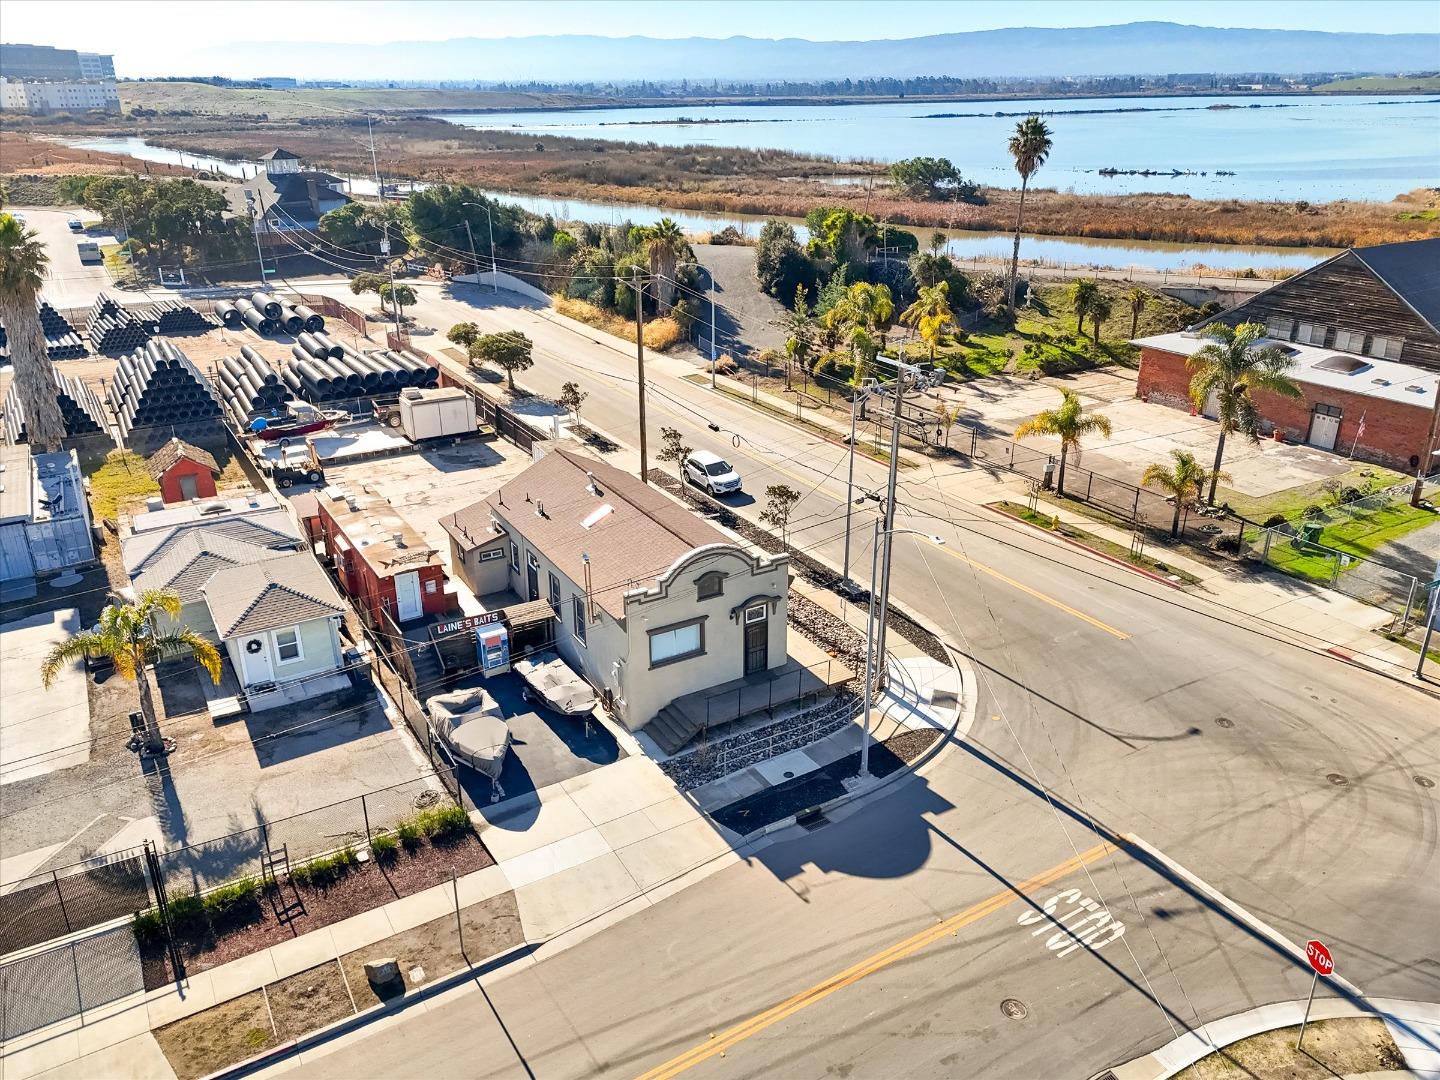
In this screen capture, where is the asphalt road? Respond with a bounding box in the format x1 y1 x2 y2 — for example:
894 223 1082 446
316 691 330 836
276 279 1440 1079
14 205 117 311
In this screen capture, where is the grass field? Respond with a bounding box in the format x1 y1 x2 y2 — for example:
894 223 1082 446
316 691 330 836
1261 500 1438 582
1315 75 1440 92
1215 463 1405 524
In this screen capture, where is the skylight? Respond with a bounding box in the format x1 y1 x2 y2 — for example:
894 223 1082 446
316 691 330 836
581 504 614 529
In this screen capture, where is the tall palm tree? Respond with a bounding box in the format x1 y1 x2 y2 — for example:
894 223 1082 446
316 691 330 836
1069 279 1100 333
1142 449 1230 536
900 281 954 362
41 590 221 755
1089 294 1113 344
1126 287 1149 339
824 282 894 381
643 217 689 314
1013 390 1112 497
1004 115 1054 323
0 213 66 452
1187 322 1301 504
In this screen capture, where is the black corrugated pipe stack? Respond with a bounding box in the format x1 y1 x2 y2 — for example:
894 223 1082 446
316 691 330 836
234 298 277 336
218 344 291 423
250 292 283 321
371 349 439 388
286 353 350 403
108 338 222 440
275 302 305 335
145 300 216 334
333 347 384 391
308 331 345 360
36 301 87 359
2 369 112 445
292 303 325 334
214 300 243 329
87 293 150 353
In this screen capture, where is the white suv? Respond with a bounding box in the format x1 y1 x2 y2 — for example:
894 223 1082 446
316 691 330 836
683 449 742 495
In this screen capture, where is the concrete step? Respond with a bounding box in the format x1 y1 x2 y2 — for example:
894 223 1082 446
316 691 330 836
645 706 700 755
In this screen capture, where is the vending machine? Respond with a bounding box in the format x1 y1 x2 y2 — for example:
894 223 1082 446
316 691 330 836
477 623 510 676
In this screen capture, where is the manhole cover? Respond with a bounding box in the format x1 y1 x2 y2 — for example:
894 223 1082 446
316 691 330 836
1416 776 1436 789
1326 773 1349 787
1000 998 1029 1020
1215 717 1234 729
782 770 795 779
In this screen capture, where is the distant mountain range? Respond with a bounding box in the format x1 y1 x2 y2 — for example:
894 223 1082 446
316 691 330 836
191 23 1440 83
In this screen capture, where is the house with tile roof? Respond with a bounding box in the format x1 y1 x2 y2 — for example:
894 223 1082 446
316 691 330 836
441 448 793 739
202 552 348 702
1134 238 1440 470
145 437 222 505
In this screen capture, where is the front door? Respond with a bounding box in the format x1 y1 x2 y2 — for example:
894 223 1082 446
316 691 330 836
394 571 423 622
526 553 540 602
1308 405 1342 451
744 619 768 676
239 636 274 685
178 473 199 500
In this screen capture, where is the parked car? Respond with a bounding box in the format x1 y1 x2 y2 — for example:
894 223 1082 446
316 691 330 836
67 218 84 232
683 449 742 495
76 241 102 264
263 459 324 489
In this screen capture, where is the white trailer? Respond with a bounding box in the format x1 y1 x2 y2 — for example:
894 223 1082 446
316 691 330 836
397 387 477 442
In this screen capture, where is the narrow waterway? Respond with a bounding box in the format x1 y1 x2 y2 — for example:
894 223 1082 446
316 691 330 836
57 135 1334 272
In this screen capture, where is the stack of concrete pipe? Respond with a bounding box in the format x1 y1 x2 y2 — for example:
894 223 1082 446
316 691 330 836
87 293 152 352
217 344 293 426
214 300 242 329
108 337 222 440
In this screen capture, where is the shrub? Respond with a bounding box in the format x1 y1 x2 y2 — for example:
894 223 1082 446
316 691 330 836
167 892 204 928
812 352 856 391
370 832 399 862
643 316 683 351
416 803 471 840
1262 514 1287 529
1301 504 1325 520
396 818 424 851
132 909 166 943
204 877 260 921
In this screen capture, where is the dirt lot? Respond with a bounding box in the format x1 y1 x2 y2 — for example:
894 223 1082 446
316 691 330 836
339 889 524 1008
154 988 276 1080
267 960 358 1041
1173 1017 1404 1079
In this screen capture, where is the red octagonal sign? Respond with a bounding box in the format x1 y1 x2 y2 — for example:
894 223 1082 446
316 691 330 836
1306 939 1334 976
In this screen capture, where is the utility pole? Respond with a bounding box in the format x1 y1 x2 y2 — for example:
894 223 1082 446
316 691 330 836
707 264 718 388
872 364 908 682
462 201 498 293
1410 376 1440 507
630 267 650 484
244 193 265 284
463 219 479 282
1417 575 1438 680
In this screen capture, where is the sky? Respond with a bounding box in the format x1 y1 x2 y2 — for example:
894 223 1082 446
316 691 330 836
3 0 1437 76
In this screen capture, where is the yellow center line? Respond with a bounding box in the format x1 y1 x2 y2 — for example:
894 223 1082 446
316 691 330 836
928 542 1131 640
635 840 1118 1080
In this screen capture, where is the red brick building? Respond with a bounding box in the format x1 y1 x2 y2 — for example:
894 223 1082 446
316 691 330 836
145 438 221 504
1135 239 1440 472
314 487 450 626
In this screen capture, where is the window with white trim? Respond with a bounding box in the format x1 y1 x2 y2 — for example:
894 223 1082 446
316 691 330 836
744 604 768 624
548 571 561 612
478 548 504 562
572 595 587 645
1297 322 1327 346
649 620 704 666
510 541 520 570
274 628 303 663
1264 315 1293 340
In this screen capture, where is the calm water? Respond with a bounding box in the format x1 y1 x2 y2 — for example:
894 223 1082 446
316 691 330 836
447 93 1440 201
56 135 1333 271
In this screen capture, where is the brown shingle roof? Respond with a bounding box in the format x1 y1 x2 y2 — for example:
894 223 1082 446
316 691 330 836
441 449 734 619
144 438 220 482
202 552 345 639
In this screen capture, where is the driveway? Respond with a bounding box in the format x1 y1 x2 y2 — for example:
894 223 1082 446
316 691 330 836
694 243 787 360
13 205 119 311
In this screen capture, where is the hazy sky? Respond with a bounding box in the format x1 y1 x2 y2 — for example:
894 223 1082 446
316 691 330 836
4 0 1436 76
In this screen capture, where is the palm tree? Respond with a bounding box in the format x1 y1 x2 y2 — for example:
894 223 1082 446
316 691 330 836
1004 116 1054 323
900 281 954 362
1089 294 1113 344
1142 450 1230 536
0 213 66 452
1069 279 1100 334
643 217 689 314
823 281 895 372
1013 390 1113 498
1187 322 1301 504
1126 287 1149 339
41 590 221 755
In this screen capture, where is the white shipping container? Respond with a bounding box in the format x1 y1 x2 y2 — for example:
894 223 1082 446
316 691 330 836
399 388 476 442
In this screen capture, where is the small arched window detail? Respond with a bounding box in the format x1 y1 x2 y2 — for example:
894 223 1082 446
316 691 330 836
696 571 726 601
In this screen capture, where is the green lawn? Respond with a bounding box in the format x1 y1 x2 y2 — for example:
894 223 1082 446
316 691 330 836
86 449 159 520
1215 463 1406 524
1261 500 1438 583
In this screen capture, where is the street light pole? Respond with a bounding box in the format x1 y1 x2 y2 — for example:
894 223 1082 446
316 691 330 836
873 364 908 678
461 201 498 293
1409 375 1440 507
629 267 651 484
462 219 479 282
708 264 717 388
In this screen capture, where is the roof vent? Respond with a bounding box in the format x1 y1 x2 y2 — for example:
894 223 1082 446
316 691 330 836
1371 378 1391 386
585 471 602 496
392 531 405 546
201 501 229 514
535 500 546 518
1315 354 1369 374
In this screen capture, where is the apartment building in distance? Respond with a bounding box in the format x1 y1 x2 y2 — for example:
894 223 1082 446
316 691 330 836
0 42 119 113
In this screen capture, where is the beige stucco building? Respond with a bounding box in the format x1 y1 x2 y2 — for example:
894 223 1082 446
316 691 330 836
442 448 790 734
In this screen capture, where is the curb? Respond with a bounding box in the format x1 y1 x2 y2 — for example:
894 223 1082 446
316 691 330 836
987 502 1188 590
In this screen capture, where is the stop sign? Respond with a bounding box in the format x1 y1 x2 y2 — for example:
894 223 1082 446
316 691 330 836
1306 939 1334 976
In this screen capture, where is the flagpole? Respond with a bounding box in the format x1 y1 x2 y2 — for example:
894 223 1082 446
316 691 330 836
1349 413 1366 460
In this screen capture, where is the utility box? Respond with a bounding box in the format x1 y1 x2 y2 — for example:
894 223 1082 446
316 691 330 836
398 387 476 443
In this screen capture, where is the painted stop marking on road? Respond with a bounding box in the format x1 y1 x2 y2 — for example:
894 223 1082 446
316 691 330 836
1306 939 1334 976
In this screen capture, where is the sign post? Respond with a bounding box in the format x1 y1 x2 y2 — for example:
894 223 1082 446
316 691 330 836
1297 939 1334 1050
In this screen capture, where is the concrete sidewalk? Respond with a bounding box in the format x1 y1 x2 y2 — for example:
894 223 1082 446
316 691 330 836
1105 996 1440 1080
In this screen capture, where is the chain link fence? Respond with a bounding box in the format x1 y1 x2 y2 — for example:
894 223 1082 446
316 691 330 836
0 924 143 1041
1 849 149 956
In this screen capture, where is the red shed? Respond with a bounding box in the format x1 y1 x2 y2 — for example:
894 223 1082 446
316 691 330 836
145 439 221 504
314 487 450 626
